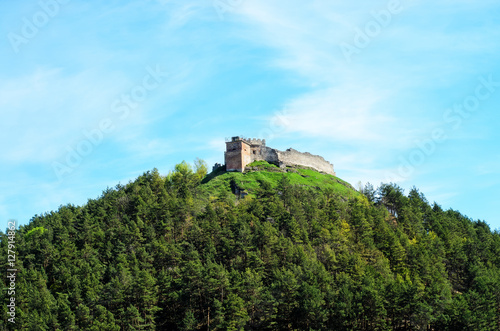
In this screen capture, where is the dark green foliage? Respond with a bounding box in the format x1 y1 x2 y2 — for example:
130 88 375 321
1 164 499 330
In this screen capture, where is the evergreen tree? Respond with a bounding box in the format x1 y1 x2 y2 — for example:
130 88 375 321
1 160 499 330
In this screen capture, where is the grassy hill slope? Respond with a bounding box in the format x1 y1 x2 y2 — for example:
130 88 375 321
200 160 358 200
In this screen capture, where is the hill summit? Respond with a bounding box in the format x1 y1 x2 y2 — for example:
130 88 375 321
203 160 354 201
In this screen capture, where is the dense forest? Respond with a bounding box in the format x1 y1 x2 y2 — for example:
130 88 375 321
1 160 500 330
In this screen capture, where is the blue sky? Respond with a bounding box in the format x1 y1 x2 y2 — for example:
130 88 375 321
1 0 499 230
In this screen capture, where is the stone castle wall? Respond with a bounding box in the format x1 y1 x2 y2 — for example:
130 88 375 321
276 148 335 175
255 146 279 164
225 137 336 176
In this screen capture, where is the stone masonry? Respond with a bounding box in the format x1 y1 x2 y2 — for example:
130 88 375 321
224 136 336 176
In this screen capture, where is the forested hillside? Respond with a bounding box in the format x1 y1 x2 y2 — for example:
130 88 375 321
1 161 500 330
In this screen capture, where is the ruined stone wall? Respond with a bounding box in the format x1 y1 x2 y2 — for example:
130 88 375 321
252 146 279 164
249 145 335 176
276 148 336 176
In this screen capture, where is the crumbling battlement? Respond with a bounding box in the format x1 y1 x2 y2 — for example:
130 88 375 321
224 136 336 176
244 138 266 147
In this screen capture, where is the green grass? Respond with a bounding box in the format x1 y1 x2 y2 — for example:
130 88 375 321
246 160 279 169
199 161 359 200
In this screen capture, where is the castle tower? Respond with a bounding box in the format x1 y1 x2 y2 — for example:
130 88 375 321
225 136 252 172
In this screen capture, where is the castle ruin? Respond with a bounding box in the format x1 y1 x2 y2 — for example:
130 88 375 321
224 136 336 176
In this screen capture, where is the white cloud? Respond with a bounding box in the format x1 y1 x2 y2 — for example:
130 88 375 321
278 86 396 143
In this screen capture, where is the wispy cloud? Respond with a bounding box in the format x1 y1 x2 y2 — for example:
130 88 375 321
278 86 395 143
0 68 129 163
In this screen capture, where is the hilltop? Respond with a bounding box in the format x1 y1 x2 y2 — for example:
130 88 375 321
1 161 500 330
200 161 356 201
